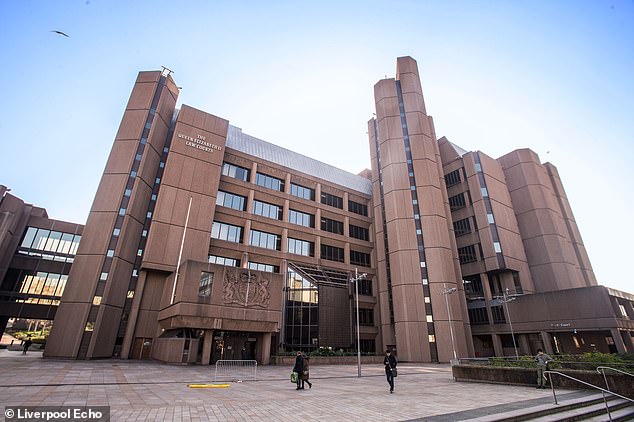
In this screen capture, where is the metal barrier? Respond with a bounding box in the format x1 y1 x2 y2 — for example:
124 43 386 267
214 360 258 382
545 370 634 422
596 365 634 419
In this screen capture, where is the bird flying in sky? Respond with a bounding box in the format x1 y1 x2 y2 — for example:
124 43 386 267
50 30 70 37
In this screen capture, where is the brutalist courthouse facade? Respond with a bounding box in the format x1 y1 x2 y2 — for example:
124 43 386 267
25 56 630 363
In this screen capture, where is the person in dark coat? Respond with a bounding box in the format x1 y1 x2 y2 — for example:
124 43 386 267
22 337 33 355
292 351 304 390
301 354 312 389
383 349 397 393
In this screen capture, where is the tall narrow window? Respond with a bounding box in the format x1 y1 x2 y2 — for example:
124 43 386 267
198 271 213 297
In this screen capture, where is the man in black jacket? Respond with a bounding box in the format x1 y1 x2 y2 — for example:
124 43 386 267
383 349 397 393
293 351 304 390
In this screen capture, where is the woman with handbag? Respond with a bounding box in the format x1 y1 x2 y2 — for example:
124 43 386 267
292 351 304 390
383 349 397 393
301 355 312 389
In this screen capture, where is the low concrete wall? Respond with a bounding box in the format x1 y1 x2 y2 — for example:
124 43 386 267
272 355 384 366
452 365 633 398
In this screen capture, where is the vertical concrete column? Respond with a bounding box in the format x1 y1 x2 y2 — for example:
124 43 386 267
201 329 214 365
540 331 554 355
260 332 272 365
518 334 531 355
344 242 350 265
243 218 252 244
281 228 288 253
344 215 350 237
343 192 349 211
284 173 291 194
249 162 258 184
283 199 289 223
492 333 504 357
315 208 321 231
241 252 249 268
315 236 321 259
315 183 322 203
610 328 627 354
246 190 255 213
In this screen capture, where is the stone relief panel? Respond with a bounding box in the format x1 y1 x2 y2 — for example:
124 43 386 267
223 268 271 308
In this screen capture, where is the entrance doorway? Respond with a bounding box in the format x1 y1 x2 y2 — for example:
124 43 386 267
211 331 257 364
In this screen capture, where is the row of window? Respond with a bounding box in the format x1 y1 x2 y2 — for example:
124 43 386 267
211 221 371 265
216 191 370 240
222 162 368 216
19 227 81 263
17 271 68 305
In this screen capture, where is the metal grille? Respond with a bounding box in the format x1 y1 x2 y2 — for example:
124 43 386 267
214 360 258 382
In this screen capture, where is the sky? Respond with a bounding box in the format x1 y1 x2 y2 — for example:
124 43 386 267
1 1 632 293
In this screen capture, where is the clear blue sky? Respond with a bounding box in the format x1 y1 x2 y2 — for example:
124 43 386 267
1 1 632 293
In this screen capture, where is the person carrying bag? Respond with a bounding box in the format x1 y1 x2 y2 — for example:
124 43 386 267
383 349 398 393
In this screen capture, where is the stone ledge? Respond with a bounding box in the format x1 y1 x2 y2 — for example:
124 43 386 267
452 365 634 398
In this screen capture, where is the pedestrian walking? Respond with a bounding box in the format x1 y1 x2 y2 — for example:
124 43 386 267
383 349 397 393
301 354 312 389
535 348 552 388
292 351 304 390
22 337 33 355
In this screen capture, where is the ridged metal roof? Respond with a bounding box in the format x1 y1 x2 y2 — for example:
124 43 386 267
226 125 372 195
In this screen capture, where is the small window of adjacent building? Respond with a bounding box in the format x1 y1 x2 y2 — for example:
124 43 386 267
458 245 477 264
249 229 281 251
348 200 368 216
289 209 315 228
321 244 344 262
321 192 343 209
211 221 243 243
290 183 314 201
208 255 241 267
491 305 506 324
252 199 282 220
349 224 369 241
198 271 213 297
287 238 314 257
453 218 472 237
468 307 489 325
359 308 374 326
222 162 250 182
448 193 467 211
216 191 247 211
321 217 343 235
247 262 280 273
350 250 371 267
444 169 462 187
359 278 373 296
255 172 285 192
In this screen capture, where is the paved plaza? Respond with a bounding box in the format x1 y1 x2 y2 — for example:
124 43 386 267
0 350 589 421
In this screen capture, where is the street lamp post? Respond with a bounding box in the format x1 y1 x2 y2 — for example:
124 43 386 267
350 268 366 378
501 288 519 359
441 283 458 361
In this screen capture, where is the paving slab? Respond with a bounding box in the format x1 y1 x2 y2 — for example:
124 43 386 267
0 350 592 421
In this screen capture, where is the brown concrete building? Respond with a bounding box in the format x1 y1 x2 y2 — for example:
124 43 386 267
3 57 630 364
0 185 83 336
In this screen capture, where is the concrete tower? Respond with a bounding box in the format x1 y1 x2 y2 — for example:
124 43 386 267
369 57 473 362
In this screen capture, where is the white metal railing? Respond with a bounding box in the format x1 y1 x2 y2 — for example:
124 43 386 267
545 370 634 422
214 360 258 382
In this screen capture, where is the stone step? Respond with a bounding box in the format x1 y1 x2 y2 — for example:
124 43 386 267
582 405 634 422
527 399 633 422
466 393 626 422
